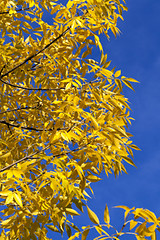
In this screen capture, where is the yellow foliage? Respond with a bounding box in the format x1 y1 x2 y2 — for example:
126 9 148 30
0 0 157 239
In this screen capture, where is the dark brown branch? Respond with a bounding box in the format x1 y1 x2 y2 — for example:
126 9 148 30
0 27 70 81
0 78 65 91
0 120 67 132
0 106 36 115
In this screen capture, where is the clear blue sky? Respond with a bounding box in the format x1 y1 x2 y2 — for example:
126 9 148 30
50 0 160 239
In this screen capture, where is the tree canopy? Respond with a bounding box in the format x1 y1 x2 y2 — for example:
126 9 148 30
0 0 159 239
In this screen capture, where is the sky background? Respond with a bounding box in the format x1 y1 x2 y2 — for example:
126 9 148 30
51 0 160 239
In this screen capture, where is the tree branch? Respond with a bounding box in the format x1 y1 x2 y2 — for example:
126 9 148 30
0 152 40 173
0 120 67 132
0 78 65 91
0 27 70 81
0 106 36 115
0 144 87 173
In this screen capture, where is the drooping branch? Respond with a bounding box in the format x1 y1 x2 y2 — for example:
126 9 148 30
0 146 50 173
0 27 70 81
0 78 66 91
0 144 88 173
0 120 68 132
0 106 36 115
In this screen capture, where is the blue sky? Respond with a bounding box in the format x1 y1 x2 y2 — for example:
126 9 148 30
89 0 160 237
50 0 160 239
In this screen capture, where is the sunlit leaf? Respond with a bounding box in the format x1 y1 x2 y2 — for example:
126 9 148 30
87 206 100 225
104 204 110 224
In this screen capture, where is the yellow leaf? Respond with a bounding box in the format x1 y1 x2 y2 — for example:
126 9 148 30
151 232 156 240
61 131 69 142
0 151 11 159
95 225 102 235
148 223 157 233
94 35 103 52
129 144 141 151
46 225 59 232
76 19 85 29
67 0 74 9
14 193 23 208
5 193 14 205
90 116 99 129
29 0 35 8
50 132 61 143
68 232 80 240
130 220 138 230
7 170 13 179
82 228 90 240
87 175 102 182
66 224 72 237
125 78 139 83
122 79 134 91
65 208 80 216
65 82 72 90
23 21 33 29
110 25 117 37
9 8 16 14
87 206 100 225
114 70 121 78
143 209 158 223
92 91 102 102
0 190 12 196
1 218 12 226
101 68 113 78
74 163 84 180
115 79 122 91
104 204 110 224
122 156 136 167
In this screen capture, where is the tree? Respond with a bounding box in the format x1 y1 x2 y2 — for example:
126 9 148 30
0 0 159 239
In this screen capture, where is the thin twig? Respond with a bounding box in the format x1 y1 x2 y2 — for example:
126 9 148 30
0 145 50 173
0 143 87 174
